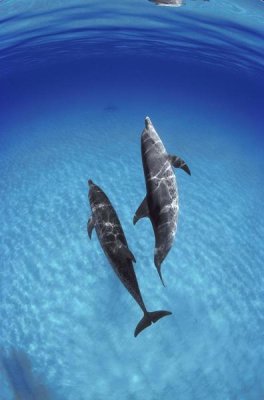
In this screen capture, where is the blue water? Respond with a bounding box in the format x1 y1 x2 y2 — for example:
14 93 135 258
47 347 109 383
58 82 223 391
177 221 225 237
1 1 264 399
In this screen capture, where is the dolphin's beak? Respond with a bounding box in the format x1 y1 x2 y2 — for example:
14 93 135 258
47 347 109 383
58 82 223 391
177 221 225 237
88 179 93 187
145 116 152 129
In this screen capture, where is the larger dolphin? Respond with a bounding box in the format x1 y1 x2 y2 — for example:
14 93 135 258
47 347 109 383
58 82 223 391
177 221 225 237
133 117 191 286
87 179 171 337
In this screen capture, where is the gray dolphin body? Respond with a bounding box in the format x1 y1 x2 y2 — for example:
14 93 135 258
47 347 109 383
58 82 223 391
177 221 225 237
148 0 183 6
133 117 191 285
87 180 171 337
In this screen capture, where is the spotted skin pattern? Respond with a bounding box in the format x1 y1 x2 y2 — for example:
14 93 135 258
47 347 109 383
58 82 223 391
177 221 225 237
135 117 190 285
143 117 178 276
88 180 147 313
88 178 172 337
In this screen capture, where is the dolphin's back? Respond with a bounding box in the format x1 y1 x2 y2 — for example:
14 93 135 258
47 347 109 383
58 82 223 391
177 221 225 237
94 193 127 249
137 119 180 284
141 127 178 244
88 180 172 336
89 184 145 309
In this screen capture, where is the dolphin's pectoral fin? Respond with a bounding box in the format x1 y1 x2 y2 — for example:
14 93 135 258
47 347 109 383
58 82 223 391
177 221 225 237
117 240 136 263
87 216 95 239
133 197 149 225
168 154 191 175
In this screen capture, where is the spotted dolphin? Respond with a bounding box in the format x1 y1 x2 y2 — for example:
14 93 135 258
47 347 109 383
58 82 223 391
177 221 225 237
87 180 171 337
133 117 191 286
148 0 183 6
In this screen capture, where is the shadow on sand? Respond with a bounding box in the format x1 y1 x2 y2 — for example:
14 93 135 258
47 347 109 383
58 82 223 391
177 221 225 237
0 348 51 400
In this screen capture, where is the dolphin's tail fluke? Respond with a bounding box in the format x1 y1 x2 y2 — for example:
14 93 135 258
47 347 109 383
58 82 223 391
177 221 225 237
134 310 172 337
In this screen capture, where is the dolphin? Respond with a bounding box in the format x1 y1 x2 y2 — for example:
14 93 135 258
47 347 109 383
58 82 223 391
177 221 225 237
133 117 191 286
148 0 183 6
87 179 171 337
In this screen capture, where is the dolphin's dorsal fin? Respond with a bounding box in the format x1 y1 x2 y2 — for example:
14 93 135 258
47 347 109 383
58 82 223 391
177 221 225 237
168 155 191 176
116 240 136 263
87 216 95 239
133 197 149 225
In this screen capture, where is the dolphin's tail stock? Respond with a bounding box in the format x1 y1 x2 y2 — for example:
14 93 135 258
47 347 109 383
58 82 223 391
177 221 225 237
134 310 172 337
156 266 166 287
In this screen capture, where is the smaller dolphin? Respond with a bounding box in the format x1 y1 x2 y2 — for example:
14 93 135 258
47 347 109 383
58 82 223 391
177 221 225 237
87 180 171 337
148 0 183 6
